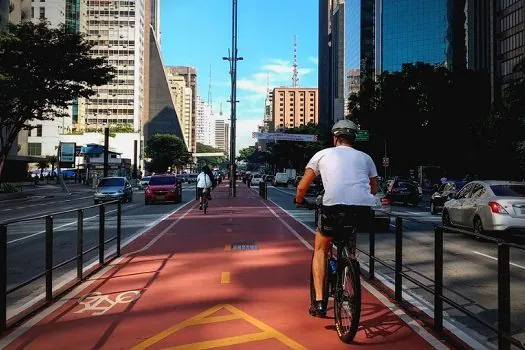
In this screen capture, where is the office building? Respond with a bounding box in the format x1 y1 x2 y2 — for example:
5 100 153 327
271 87 319 130
166 70 193 149
195 96 216 147
377 0 467 73
164 66 198 153
214 118 229 155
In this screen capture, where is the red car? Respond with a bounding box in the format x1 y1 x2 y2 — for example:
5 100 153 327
144 174 182 205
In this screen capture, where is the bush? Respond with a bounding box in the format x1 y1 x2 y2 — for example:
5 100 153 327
0 182 18 193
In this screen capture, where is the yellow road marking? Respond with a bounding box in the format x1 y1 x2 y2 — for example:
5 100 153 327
220 272 230 284
224 245 231 251
163 332 273 349
132 304 307 350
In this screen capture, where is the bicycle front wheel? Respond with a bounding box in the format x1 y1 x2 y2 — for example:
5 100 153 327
334 257 361 343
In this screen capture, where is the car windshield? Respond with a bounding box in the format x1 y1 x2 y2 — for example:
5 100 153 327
490 185 525 197
149 176 176 185
98 178 124 187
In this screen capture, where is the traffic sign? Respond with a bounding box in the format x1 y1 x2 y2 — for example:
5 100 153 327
382 157 389 167
355 130 369 142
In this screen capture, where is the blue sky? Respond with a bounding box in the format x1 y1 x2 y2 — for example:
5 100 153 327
160 0 319 152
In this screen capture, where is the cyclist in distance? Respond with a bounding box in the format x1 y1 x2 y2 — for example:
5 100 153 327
197 165 213 210
294 119 379 317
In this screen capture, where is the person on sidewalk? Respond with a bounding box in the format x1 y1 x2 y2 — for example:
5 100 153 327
197 165 213 210
294 119 378 318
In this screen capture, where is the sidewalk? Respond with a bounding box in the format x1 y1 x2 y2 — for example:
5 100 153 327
0 183 450 349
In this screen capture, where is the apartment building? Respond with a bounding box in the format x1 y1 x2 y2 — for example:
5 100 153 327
271 87 319 131
84 0 146 132
214 118 229 155
166 71 193 149
195 96 216 147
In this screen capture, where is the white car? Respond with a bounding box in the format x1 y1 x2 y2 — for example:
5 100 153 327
273 172 289 187
442 180 525 235
251 174 263 186
373 189 392 232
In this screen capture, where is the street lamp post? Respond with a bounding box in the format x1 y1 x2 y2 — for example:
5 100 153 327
223 0 243 198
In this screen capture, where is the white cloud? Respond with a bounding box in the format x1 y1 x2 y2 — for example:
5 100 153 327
308 56 319 65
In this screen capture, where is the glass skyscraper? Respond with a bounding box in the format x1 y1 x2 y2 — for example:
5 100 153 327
378 0 466 73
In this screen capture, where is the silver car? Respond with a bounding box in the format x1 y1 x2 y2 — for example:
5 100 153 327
94 177 133 204
442 180 525 235
138 176 151 190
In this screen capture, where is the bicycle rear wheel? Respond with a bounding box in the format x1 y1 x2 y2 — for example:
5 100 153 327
309 251 330 315
334 251 361 343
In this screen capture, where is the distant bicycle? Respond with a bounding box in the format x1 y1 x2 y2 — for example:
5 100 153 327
201 188 209 214
299 198 362 343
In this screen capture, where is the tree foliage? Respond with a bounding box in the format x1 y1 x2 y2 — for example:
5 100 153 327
346 62 525 179
0 21 115 176
145 134 191 173
196 142 226 169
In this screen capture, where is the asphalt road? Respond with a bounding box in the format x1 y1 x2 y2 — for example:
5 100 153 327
263 183 525 349
3 183 197 320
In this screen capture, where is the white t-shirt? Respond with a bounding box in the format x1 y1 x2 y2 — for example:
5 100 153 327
306 146 378 206
197 172 212 188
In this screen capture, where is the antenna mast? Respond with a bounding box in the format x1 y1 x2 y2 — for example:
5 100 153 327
219 102 223 116
292 35 299 87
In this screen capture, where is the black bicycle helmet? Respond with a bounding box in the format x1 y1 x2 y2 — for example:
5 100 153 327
331 119 359 137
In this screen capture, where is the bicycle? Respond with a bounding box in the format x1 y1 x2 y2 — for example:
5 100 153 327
300 197 362 344
201 188 209 214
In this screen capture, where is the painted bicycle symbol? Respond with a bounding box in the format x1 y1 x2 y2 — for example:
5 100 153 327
74 290 141 316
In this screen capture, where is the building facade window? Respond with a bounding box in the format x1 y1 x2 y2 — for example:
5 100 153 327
36 124 42 137
39 7 46 19
28 143 42 156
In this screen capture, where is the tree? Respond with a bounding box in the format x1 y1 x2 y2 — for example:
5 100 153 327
145 134 191 173
36 159 49 176
196 142 226 168
46 155 58 175
237 147 255 161
0 21 115 176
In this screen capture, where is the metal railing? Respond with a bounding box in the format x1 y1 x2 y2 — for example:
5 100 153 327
0 200 122 333
361 209 525 350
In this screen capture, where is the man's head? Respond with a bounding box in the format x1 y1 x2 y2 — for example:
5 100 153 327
331 119 359 146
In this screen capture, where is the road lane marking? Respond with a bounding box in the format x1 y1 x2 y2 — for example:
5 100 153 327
264 198 466 350
0 200 196 349
220 272 230 284
261 202 313 250
131 304 307 350
7 204 139 245
472 250 525 270
224 245 232 251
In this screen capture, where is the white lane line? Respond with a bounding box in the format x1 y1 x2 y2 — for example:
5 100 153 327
265 198 478 350
1 200 196 349
472 250 525 270
7 204 138 245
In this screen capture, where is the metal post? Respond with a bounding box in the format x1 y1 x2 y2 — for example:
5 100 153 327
395 217 403 302
434 226 444 333
103 127 109 177
498 243 511 350
133 139 138 179
384 140 387 179
0 224 7 332
368 211 375 281
117 201 122 256
99 205 105 265
45 216 53 301
76 210 84 281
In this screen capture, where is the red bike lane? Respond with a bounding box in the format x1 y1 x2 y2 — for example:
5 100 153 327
1 184 450 349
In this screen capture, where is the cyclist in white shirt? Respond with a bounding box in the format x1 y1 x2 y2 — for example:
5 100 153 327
294 119 378 317
196 165 213 210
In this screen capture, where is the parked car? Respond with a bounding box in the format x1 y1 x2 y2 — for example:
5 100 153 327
442 180 525 236
273 172 289 187
264 175 274 183
145 174 182 205
430 180 467 214
138 176 151 190
94 177 133 204
187 173 198 183
385 179 420 206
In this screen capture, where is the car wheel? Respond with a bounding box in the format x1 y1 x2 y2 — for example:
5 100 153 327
430 202 437 215
473 217 485 237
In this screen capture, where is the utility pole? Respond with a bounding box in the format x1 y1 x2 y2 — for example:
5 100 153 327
133 140 138 179
223 0 243 197
103 127 109 177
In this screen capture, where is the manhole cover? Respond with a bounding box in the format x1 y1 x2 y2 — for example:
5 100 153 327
231 242 258 250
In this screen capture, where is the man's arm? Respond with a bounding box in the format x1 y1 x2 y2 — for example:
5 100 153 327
295 168 316 204
369 176 378 195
